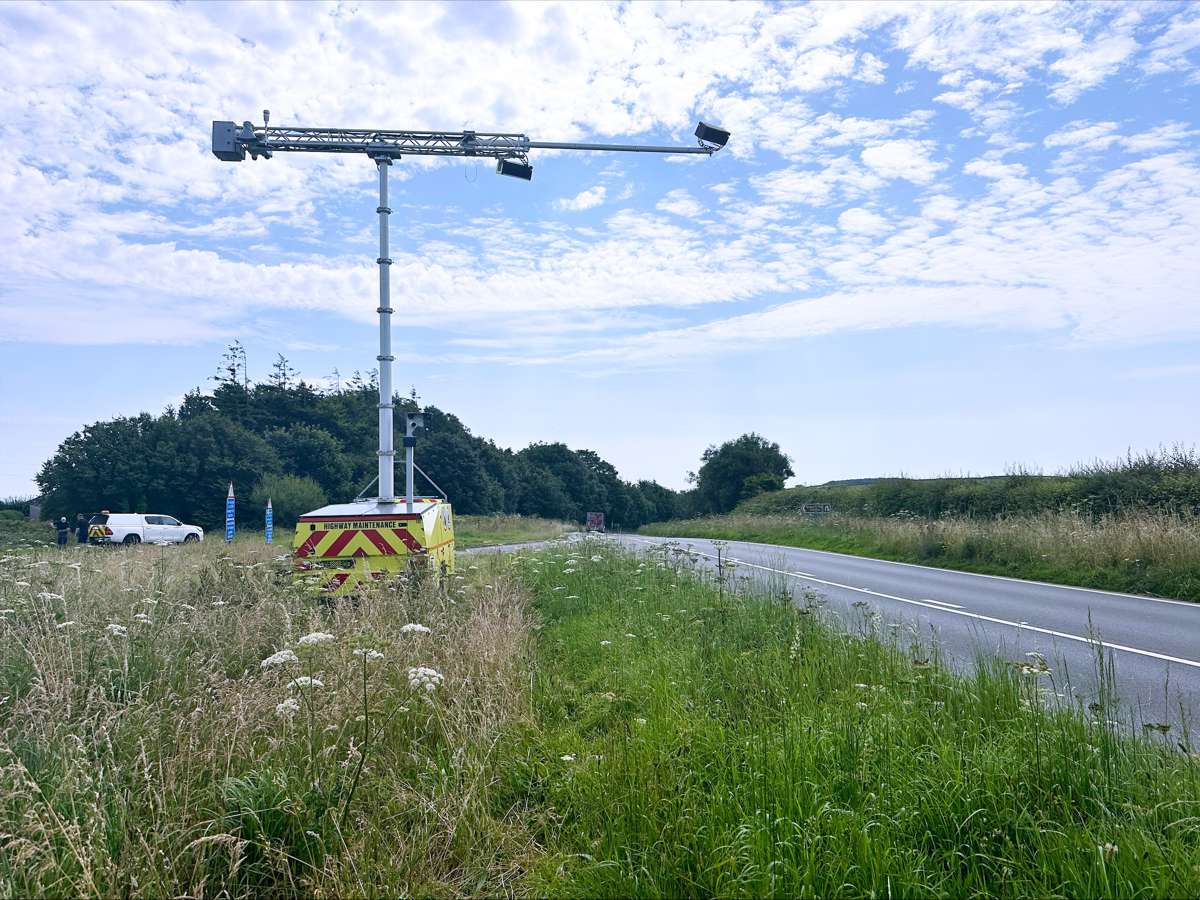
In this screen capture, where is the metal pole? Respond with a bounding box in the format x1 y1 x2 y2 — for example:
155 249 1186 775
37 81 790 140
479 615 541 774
374 156 395 501
405 420 415 513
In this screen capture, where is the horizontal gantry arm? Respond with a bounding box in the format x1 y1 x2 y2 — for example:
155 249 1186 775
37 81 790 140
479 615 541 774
212 120 721 162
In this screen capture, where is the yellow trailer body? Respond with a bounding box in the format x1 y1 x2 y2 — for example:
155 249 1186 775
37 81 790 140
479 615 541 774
292 499 454 594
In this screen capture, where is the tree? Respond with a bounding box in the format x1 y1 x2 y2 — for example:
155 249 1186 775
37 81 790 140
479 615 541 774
251 475 327 528
693 433 793 514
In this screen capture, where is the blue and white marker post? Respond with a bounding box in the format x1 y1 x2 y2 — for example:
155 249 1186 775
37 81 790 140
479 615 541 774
225 482 236 543
265 498 273 545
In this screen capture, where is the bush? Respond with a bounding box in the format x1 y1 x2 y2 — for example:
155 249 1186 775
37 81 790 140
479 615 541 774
250 474 327 528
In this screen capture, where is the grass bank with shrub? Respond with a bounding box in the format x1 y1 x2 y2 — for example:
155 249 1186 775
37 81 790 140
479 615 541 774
641 511 1200 601
509 541 1200 897
743 446 1200 520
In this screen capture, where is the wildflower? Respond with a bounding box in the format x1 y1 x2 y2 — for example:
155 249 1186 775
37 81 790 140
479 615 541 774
261 649 300 669
37 592 64 601
276 698 300 718
591 555 603 562
133 613 152 624
600 640 612 646
212 600 226 607
353 648 385 661
560 754 575 762
407 666 444 693
105 623 127 638
1099 842 1118 860
399 623 431 635
289 676 325 689
14 581 30 588
297 631 335 647
624 633 637 638
563 568 577 575
56 621 76 629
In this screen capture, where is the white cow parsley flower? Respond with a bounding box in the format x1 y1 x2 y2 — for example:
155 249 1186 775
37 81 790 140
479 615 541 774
276 697 301 718
260 649 299 669
289 676 324 689
407 666 444 693
399 623 431 635
353 648 385 661
105 623 127 638
297 631 335 647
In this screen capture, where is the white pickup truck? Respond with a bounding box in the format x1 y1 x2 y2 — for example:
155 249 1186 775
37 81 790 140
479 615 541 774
88 513 204 545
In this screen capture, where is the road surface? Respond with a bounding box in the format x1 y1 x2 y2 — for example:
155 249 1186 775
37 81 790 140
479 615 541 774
599 534 1200 733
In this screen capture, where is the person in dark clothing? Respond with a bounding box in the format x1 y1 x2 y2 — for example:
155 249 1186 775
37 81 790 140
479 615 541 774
75 514 88 544
55 517 70 547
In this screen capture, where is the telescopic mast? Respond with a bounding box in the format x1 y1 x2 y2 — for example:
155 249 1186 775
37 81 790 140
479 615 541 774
212 113 730 512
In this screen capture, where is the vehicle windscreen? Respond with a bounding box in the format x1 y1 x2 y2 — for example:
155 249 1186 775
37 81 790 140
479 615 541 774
88 514 108 525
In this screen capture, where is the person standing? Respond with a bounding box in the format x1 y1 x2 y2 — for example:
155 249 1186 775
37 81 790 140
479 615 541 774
75 514 88 544
55 516 70 548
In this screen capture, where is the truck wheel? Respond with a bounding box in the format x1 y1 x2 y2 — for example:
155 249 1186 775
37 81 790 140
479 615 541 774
123 534 141 545
184 534 199 544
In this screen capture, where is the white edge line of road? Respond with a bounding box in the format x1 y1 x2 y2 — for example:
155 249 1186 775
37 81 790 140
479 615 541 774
629 538 1200 671
631 534 1200 610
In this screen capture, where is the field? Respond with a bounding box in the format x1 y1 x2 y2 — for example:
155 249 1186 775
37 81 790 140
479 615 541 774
642 510 1200 601
454 514 578 549
2 535 1199 896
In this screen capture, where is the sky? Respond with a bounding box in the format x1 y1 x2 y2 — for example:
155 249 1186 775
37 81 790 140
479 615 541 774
1 0 1198 497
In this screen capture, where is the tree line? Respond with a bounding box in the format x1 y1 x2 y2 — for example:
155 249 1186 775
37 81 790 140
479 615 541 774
34 348 794 530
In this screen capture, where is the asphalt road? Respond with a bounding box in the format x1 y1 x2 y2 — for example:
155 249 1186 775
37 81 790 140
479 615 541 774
605 534 1200 733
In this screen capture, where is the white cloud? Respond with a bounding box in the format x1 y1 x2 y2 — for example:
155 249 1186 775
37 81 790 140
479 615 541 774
860 139 945 184
555 186 607 212
656 189 704 218
837 208 890 235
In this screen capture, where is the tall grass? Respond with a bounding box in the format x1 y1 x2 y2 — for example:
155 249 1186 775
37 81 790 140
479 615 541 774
0 540 533 897
509 541 1200 897
642 510 1200 600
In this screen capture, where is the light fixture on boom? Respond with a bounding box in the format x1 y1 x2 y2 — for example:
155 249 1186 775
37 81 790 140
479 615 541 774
694 121 730 150
496 158 533 180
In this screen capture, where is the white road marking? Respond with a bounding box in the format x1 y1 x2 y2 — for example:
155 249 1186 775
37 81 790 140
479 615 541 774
630 538 1200 670
676 534 1200 609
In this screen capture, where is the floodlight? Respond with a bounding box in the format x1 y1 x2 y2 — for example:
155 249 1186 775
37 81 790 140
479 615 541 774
212 121 246 161
496 158 533 180
694 121 730 150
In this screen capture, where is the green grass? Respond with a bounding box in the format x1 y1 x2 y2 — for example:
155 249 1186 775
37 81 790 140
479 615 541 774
640 511 1200 601
6 533 1200 897
455 514 578 549
505 542 1200 897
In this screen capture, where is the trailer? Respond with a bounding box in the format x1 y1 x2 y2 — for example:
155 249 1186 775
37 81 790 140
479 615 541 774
585 511 606 533
293 498 454 595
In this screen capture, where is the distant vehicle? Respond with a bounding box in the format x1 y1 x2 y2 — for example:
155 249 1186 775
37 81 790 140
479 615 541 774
88 513 204 545
585 512 605 533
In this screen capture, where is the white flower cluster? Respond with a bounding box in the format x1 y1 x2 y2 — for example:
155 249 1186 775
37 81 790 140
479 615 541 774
276 697 300 718
260 648 299 669
399 623 431 635
289 676 324 689
407 666 444 693
37 592 64 601
297 631 335 647
134 613 152 624
353 648 385 661
105 623 127 638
